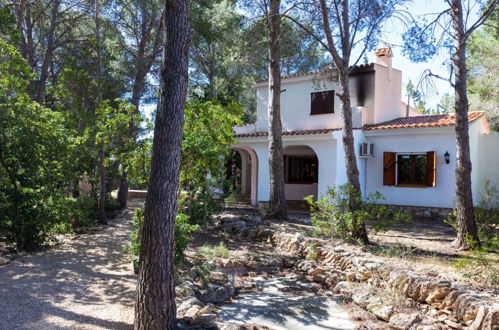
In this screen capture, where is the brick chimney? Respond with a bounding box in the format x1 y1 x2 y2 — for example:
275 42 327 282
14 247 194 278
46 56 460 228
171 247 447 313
374 47 393 68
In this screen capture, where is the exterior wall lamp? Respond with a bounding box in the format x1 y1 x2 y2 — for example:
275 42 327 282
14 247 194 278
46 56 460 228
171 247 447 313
444 151 450 164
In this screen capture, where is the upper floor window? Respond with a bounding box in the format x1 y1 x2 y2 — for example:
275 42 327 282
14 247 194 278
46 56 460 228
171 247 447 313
311 90 334 115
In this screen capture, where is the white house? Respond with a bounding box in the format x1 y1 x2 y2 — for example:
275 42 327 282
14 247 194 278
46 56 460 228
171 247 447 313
232 48 499 217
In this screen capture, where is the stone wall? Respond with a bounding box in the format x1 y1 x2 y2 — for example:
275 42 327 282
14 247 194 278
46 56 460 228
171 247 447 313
215 213 498 329
386 204 453 221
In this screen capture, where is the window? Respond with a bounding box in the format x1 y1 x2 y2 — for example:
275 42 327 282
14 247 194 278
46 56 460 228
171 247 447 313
397 154 427 185
311 90 334 115
285 156 318 184
383 151 436 187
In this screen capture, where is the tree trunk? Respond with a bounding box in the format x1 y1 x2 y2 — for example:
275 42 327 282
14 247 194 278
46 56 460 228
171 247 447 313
36 0 60 103
338 69 368 244
319 0 368 244
134 0 190 328
450 0 479 250
95 0 107 225
266 0 287 220
98 146 107 224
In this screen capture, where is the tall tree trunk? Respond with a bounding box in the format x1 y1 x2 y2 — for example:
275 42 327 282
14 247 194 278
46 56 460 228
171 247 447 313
95 0 107 225
36 0 60 103
134 0 190 328
117 3 162 209
98 146 107 224
117 75 145 209
450 0 479 250
266 0 287 220
319 0 368 243
338 69 368 243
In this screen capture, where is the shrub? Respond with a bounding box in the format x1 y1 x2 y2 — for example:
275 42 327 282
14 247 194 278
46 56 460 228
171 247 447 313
446 181 499 251
305 184 410 242
126 207 199 271
197 242 230 260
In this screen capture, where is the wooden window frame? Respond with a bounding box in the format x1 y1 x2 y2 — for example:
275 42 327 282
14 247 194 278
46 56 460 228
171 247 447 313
383 151 436 188
310 90 334 115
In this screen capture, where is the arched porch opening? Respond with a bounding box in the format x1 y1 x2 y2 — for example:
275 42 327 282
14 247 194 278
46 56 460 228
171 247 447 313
230 147 258 206
283 145 319 206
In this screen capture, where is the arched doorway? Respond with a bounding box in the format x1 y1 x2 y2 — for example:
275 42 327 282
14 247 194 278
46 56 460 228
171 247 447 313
283 145 319 205
231 147 258 206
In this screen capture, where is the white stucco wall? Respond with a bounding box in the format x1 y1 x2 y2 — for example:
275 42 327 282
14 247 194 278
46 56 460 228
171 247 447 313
364 127 457 208
477 131 499 198
254 68 377 132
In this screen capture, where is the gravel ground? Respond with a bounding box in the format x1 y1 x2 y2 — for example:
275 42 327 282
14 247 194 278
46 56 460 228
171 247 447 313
0 199 143 330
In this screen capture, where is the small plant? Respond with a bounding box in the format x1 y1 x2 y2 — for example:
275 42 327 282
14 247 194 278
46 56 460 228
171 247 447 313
197 242 230 260
224 194 237 208
305 242 319 261
125 207 199 272
446 181 499 251
453 249 499 286
305 184 410 242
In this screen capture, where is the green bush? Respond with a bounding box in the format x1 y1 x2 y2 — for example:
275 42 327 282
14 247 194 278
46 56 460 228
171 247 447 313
305 184 410 241
446 181 499 251
178 186 220 225
126 207 199 271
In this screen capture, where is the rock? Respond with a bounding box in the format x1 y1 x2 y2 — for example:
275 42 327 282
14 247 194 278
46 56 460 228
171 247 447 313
197 283 235 304
176 282 196 299
352 291 372 307
193 313 217 325
470 306 487 330
332 281 354 297
444 319 463 329
388 312 421 330
370 305 394 321
443 291 462 309
346 272 356 282
482 307 499 330
246 260 262 269
183 305 202 322
0 257 10 266
177 296 203 318
308 268 326 276
426 287 452 304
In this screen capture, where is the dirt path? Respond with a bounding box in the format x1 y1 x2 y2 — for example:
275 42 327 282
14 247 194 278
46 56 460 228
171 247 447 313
0 199 143 330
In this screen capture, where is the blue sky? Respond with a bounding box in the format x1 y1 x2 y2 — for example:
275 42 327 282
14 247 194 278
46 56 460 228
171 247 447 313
143 1 482 118
370 0 478 108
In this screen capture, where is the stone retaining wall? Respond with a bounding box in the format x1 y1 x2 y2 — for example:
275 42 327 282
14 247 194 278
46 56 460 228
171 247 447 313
215 213 498 329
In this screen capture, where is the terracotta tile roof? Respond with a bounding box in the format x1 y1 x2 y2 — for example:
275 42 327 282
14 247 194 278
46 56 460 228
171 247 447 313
234 128 340 138
363 112 485 131
256 64 374 84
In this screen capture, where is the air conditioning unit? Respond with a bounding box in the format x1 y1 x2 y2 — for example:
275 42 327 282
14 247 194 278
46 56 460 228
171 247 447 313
360 142 374 158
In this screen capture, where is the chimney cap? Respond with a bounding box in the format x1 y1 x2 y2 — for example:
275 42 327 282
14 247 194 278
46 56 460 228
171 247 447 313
374 47 393 57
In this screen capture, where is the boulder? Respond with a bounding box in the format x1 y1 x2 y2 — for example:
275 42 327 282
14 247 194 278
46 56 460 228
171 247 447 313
370 305 394 322
333 281 354 298
388 312 421 330
176 296 203 318
197 283 235 304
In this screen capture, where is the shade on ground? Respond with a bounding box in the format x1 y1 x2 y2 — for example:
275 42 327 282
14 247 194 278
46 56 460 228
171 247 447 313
218 276 354 330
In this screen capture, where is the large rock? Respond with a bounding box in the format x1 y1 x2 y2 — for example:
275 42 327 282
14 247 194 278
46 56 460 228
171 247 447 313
177 296 204 319
370 304 394 321
388 312 421 330
333 281 355 298
197 283 235 304
482 306 499 330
